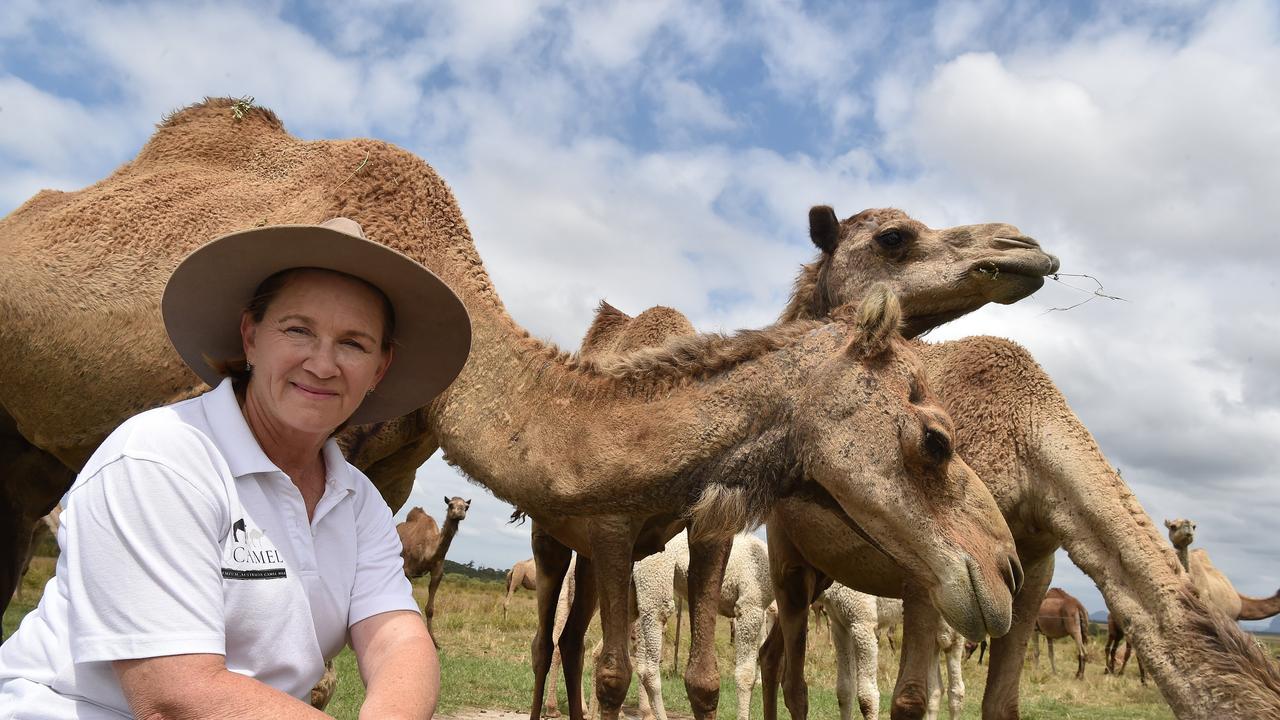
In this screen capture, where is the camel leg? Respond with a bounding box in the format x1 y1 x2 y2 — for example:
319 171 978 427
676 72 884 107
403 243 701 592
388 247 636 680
635 605 670 720
683 534 732 719
889 587 941 720
529 529 574 720
672 596 683 676
829 610 857 720
924 650 942 720
425 563 446 645
943 638 964 720
758 615 785 720
777 567 819 720
0 421 73 630
1072 623 1086 680
559 554 599 720
731 604 767 720
585 516 638 720
980 551 1053 720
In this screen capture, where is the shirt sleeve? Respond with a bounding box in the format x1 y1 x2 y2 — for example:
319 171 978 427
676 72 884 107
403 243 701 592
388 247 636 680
65 454 229 663
347 471 420 627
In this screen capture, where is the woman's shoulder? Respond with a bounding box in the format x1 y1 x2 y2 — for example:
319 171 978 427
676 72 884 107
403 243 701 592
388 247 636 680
81 398 225 481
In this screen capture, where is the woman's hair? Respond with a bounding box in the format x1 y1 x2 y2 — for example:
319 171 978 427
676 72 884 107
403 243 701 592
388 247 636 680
208 267 396 394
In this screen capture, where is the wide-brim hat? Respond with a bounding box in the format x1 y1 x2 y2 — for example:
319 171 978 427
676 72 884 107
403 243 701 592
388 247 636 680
162 217 472 426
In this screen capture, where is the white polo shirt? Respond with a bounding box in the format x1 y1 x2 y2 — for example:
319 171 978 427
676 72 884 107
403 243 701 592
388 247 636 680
0 379 419 718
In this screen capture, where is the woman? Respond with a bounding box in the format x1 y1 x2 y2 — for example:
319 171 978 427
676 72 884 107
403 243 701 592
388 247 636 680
0 218 471 719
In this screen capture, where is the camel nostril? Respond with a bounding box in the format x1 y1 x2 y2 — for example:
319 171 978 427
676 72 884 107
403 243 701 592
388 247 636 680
1004 554 1025 596
994 235 1041 250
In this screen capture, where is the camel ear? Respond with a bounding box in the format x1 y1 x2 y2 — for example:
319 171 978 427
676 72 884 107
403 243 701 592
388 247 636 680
1164 519 1173 528
809 205 840 255
846 283 902 359
443 496 450 506
465 499 472 509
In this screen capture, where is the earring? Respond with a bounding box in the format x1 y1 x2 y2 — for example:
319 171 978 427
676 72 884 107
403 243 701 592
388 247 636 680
245 361 254 372
366 388 375 396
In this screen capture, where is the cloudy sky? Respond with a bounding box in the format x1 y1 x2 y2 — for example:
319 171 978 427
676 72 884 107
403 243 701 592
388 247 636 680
4 0 1278 630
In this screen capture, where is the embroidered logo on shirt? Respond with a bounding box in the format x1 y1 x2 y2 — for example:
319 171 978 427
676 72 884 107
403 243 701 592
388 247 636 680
222 517 287 579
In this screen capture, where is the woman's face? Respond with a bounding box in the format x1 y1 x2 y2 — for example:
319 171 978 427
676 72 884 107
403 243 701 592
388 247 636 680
241 269 393 437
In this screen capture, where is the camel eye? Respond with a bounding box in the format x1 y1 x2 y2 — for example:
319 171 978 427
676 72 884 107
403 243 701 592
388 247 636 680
923 428 952 464
876 230 906 250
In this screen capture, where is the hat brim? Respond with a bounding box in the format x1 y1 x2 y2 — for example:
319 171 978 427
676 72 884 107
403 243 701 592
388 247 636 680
162 224 471 426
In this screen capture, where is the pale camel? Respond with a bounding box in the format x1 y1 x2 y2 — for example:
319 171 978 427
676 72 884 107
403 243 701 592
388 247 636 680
505 557 539 619
1165 518 1280 622
310 660 338 711
1032 588 1089 679
0 99 1021 720
398 497 471 642
530 204 1058 720
817 587 964 720
581 213 1280 717
622 531 773 720
13 504 60 602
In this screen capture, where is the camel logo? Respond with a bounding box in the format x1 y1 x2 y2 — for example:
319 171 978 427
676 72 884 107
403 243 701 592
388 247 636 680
222 517 287 580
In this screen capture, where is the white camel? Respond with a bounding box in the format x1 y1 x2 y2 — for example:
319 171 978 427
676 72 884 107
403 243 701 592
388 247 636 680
622 531 774 720
819 586 964 720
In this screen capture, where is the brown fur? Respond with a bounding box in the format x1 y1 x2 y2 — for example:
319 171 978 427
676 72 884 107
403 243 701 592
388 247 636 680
1033 587 1089 679
396 497 470 643
503 557 538 620
0 99 1020 720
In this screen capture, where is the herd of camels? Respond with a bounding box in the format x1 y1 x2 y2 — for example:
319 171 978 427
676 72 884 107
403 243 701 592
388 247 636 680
2 97 1280 720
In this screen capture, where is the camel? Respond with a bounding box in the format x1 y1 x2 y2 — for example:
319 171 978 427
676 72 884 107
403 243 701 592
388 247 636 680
1165 518 1280 622
1032 587 1089 679
621 531 773 720
0 99 1022 720
1104 614 1145 683
13 504 60 602
526 204 1061 720
572 227 1280 717
816 586 964 720
309 660 338 711
397 497 471 641
876 596 903 653
506 557 539 619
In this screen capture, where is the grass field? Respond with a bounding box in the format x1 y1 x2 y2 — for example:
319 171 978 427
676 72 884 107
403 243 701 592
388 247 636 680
8 557 1278 718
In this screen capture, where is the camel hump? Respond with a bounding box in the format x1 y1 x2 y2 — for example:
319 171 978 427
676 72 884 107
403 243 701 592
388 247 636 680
845 283 902 359
580 301 635 354
135 96 295 170
613 306 695 354
158 97 285 132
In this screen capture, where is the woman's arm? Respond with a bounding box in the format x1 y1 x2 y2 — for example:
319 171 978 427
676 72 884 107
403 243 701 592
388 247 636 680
114 654 329 719
351 610 439 719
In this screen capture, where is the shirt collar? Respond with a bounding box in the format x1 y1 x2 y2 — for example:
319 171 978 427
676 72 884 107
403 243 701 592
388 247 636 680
201 378 359 493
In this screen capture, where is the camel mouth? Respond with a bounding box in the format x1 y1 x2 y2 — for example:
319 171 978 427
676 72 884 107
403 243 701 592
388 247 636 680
932 554 1014 643
970 252 1061 304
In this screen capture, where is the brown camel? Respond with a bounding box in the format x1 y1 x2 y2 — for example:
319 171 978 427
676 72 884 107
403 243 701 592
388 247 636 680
1032 588 1089 679
1166 518 1280 622
398 497 471 641
0 99 1022 720
577 213 1280 718
1105 614 1145 683
505 556 538 619
530 206 1057 720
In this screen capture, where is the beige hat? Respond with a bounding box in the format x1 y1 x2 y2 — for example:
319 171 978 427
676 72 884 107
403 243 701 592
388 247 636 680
162 218 471 426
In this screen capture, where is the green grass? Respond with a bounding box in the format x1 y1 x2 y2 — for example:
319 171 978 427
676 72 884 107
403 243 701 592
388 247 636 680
12 557 1277 718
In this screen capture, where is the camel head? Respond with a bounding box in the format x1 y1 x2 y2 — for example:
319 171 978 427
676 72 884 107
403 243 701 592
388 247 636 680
1165 518 1196 549
787 206 1060 337
444 496 471 522
789 284 1021 641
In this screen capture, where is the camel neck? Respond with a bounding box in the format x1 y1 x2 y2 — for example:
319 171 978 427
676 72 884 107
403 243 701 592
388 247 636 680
1176 545 1190 572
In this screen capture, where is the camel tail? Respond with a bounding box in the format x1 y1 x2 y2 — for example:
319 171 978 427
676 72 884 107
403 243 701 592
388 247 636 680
1079 609 1090 644
1237 590 1280 621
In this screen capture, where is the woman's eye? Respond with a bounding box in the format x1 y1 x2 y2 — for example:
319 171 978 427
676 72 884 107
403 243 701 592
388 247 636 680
342 339 368 351
285 326 310 336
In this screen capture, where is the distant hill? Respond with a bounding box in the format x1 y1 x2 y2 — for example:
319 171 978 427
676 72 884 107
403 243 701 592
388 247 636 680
1090 610 1109 623
443 559 507 583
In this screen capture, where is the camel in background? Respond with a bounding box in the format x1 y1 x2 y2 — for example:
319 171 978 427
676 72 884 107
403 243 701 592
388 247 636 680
1166 518 1280 621
1033 588 1089 679
398 497 471 642
504 557 538 619
13 504 60 602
